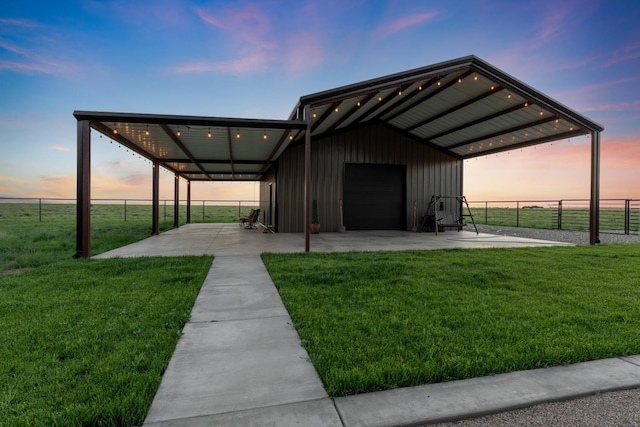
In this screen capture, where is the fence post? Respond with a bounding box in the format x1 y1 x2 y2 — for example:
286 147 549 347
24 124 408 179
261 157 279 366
625 199 631 235
202 200 205 223
557 200 563 230
164 200 167 221
238 201 242 219
484 202 488 224
124 199 127 222
516 201 520 228
39 198 42 222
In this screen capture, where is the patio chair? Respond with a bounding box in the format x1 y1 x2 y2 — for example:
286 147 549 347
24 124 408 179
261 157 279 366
244 209 260 229
239 208 255 226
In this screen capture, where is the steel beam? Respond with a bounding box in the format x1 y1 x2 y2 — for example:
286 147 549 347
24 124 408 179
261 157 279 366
589 131 601 244
152 163 159 235
75 120 91 258
187 180 191 224
174 174 180 228
304 104 311 253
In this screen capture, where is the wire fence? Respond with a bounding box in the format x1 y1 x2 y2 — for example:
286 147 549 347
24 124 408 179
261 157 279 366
0 198 259 225
467 199 640 235
1 197 638 235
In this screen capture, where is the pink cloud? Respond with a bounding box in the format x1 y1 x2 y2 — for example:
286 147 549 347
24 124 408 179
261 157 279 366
0 18 40 28
606 40 640 67
375 12 439 38
173 52 271 74
537 4 571 44
0 27 77 76
579 100 640 112
172 5 281 75
47 145 72 152
283 33 324 72
195 6 277 50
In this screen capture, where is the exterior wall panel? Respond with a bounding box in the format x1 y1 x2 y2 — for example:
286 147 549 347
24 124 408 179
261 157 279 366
273 122 461 232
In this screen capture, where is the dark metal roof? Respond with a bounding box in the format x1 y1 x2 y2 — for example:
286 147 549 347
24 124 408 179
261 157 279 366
75 56 603 181
73 111 306 181
294 55 603 159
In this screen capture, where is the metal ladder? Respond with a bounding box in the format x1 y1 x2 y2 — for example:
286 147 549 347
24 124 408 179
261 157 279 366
458 195 478 235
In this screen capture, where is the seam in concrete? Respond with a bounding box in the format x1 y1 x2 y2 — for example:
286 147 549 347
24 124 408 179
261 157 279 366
619 356 640 368
205 227 223 253
331 398 347 427
187 314 290 324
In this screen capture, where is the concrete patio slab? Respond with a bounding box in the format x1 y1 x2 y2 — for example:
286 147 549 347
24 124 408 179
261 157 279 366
94 223 571 259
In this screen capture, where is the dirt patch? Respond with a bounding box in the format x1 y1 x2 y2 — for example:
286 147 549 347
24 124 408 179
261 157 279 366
2 267 34 275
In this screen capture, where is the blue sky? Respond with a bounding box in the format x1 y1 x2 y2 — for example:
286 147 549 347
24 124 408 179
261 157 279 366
1 0 639 201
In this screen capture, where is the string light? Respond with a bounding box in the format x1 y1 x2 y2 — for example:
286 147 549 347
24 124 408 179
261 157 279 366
334 107 339 113
207 128 212 138
145 126 149 136
177 127 181 137
263 129 268 140
378 96 382 101
236 129 240 139
356 101 361 107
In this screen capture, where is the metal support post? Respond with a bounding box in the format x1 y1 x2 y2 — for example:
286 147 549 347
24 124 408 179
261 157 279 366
75 120 91 258
304 104 311 253
174 174 179 228
152 163 159 235
589 131 601 244
186 180 191 224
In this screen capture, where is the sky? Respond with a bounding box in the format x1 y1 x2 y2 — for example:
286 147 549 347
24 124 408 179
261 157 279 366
1 0 639 203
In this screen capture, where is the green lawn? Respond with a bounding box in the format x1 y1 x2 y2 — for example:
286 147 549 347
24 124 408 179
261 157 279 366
0 256 211 426
0 215 213 426
262 245 640 397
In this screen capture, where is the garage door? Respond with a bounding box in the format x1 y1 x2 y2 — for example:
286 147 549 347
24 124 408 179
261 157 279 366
343 164 406 230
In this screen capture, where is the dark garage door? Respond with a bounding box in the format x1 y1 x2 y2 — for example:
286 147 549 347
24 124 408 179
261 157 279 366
344 164 406 230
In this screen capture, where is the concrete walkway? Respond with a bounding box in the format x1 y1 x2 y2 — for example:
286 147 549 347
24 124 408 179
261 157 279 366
143 255 341 426
93 224 640 426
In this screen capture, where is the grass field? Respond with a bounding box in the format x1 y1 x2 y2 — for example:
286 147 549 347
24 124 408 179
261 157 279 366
263 245 640 397
0 211 213 426
0 202 257 226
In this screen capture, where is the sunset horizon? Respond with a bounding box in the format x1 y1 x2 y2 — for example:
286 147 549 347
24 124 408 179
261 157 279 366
2 1 639 203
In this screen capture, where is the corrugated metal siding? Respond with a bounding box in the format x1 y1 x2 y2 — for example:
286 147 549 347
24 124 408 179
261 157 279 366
274 122 461 232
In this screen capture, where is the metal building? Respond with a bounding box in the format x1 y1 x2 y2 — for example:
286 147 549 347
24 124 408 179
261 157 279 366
74 56 604 257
